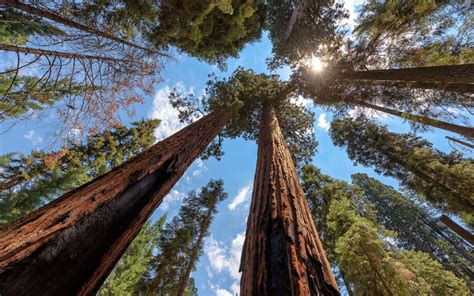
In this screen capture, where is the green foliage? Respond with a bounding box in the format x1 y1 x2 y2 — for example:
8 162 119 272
98 216 167 296
300 164 471 295
170 68 317 166
140 180 227 294
396 250 470 295
64 0 160 38
352 173 474 291
0 74 87 122
0 119 160 226
330 117 474 223
0 9 63 45
353 0 473 68
149 0 265 66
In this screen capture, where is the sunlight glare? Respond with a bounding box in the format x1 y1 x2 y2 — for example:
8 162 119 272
308 55 325 72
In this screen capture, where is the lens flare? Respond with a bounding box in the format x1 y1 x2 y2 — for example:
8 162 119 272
308 55 325 72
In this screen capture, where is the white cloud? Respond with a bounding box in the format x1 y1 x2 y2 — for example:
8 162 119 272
24 130 43 146
228 184 252 211
216 288 233 296
231 282 240 295
317 113 330 131
149 82 201 142
205 232 245 281
160 189 186 211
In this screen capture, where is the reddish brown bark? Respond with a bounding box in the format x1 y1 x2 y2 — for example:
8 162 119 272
440 214 474 245
0 110 230 295
354 100 474 139
0 43 127 62
338 64 474 85
0 0 158 55
240 105 339 295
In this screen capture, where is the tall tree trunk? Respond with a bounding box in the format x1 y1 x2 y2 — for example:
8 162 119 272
0 110 230 296
440 214 474 245
446 136 474 149
0 43 128 62
0 0 158 55
284 0 311 39
338 64 474 85
354 100 474 139
176 215 211 296
355 80 474 94
240 105 339 295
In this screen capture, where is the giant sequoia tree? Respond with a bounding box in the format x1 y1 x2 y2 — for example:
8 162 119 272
0 108 231 294
170 68 334 293
330 117 474 226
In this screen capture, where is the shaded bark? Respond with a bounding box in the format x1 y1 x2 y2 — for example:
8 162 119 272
354 100 474 139
240 105 339 295
446 136 474 149
0 0 158 55
0 43 127 62
0 110 230 296
440 214 474 245
338 64 474 85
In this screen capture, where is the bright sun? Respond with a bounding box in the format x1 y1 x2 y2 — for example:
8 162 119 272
308 55 325 72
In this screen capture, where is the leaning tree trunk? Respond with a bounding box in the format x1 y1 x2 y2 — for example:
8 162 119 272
440 214 474 245
354 100 474 139
446 136 474 149
354 80 474 94
0 44 127 62
338 64 474 85
0 110 230 296
240 105 339 295
0 0 157 55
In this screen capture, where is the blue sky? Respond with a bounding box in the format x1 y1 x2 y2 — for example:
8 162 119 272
1 2 472 295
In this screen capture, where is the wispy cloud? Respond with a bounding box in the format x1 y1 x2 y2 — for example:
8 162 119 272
317 113 330 131
160 189 186 211
24 130 43 146
149 82 198 141
215 288 233 296
228 184 252 211
205 232 245 281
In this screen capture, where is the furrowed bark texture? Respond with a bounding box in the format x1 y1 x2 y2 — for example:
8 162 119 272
0 111 229 296
440 214 474 245
240 105 339 296
354 100 474 139
0 0 156 54
339 64 474 85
